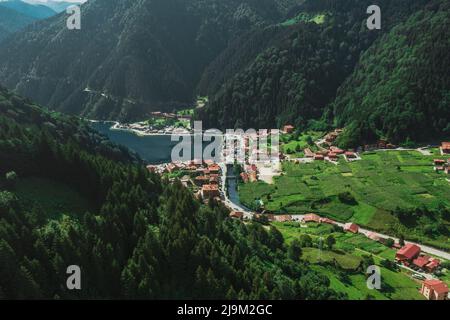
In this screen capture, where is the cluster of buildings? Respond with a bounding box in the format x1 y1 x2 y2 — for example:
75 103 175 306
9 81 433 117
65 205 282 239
305 146 358 163
363 139 397 151
147 159 223 199
395 243 442 273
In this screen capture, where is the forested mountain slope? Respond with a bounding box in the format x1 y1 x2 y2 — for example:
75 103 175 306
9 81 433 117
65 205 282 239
0 0 55 19
196 0 432 131
330 1 450 146
0 0 303 121
0 6 36 42
0 86 343 299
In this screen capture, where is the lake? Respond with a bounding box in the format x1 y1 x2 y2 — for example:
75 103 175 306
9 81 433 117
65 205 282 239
91 122 220 164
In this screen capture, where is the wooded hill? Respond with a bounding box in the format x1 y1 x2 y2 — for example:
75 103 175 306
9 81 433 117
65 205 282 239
197 0 449 146
0 86 343 299
0 0 303 120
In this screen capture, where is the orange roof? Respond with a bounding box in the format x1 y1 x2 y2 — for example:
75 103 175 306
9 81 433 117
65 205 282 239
413 255 431 268
344 223 359 233
202 184 219 191
304 214 321 223
423 279 449 294
442 142 450 149
397 244 421 260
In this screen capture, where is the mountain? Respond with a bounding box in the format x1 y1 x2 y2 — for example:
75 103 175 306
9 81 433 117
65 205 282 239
196 0 432 131
0 0 303 121
0 0 56 19
40 0 84 13
330 0 450 146
0 86 342 299
0 5 36 42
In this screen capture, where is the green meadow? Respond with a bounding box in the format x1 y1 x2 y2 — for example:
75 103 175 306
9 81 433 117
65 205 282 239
273 222 426 300
240 150 450 249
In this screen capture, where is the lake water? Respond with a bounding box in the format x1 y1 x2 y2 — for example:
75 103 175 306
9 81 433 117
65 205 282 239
91 122 219 164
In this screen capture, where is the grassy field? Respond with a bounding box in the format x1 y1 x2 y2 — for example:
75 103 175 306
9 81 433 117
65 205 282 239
273 222 426 300
280 131 322 158
281 13 327 26
15 177 94 220
240 150 450 248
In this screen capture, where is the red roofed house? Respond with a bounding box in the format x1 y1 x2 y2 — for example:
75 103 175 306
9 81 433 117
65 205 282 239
420 279 449 300
202 184 220 198
328 152 338 160
425 259 441 273
283 125 295 134
208 164 221 174
413 255 431 270
395 243 421 263
275 215 292 222
345 151 356 159
441 142 450 154
344 223 359 234
330 146 344 154
434 159 446 165
194 176 210 186
319 217 336 225
229 211 244 220
303 214 321 223
314 154 325 161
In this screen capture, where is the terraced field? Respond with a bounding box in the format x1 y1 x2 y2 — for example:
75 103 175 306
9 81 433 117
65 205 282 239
240 150 450 248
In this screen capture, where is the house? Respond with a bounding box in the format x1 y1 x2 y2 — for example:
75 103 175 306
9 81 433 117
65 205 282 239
413 255 432 270
345 151 357 159
330 146 344 154
275 215 292 222
208 164 221 174
249 172 257 182
420 279 448 300
441 142 450 154
194 176 210 186
395 243 421 263
344 223 359 234
303 214 321 223
328 152 338 161
424 259 441 273
434 159 446 165
319 217 336 225
366 232 382 242
146 165 156 173
283 125 295 134
229 211 244 220
202 184 220 198
314 154 325 161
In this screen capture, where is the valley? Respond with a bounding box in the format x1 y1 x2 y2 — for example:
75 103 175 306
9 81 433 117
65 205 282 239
0 0 449 303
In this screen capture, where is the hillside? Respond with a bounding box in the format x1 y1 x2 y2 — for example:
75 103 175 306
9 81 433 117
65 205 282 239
0 86 342 299
0 0 55 19
0 6 36 42
330 1 450 146
0 0 303 121
196 0 432 131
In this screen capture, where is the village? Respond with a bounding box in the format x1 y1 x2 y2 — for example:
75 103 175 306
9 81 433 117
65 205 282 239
144 122 450 300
